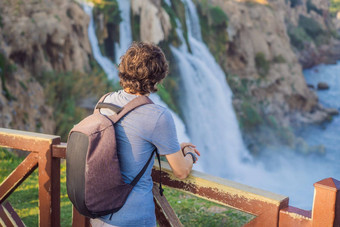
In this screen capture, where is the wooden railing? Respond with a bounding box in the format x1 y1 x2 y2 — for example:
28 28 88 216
0 128 339 226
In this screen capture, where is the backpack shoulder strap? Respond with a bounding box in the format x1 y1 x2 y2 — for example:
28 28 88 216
106 95 154 123
93 92 113 114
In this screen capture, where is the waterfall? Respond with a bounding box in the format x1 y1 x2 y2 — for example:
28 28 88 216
114 0 133 65
82 1 190 143
82 3 118 82
82 0 340 209
171 0 250 176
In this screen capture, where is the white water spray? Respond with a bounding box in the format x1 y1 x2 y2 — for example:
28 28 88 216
172 0 250 176
83 3 118 82
114 0 133 64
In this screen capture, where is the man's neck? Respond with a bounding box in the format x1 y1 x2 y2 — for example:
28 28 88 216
124 88 149 96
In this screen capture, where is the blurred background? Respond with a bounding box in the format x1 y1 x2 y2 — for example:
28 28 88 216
0 0 339 212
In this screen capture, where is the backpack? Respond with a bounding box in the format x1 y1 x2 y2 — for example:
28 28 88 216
66 93 163 218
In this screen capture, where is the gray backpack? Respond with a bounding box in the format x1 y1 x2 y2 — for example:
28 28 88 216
66 93 162 218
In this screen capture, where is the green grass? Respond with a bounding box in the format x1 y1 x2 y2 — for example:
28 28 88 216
164 187 254 226
0 149 72 226
0 148 253 226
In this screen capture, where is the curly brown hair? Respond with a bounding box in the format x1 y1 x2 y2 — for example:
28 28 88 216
118 42 169 95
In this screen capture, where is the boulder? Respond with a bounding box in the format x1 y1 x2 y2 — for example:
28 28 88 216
325 108 339 116
317 82 330 90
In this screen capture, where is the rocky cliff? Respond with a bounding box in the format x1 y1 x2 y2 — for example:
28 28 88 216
122 0 339 150
204 0 339 149
1 0 339 150
0 0 92 134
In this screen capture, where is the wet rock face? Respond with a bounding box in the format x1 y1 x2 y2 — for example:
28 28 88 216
0 0 92 134
0 57 55 134
0 0 91 75
131 0 171 44
209 0 329 127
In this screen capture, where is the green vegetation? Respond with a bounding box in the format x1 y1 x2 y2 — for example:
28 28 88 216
226 74 297 152
36 61 118 141
255 52 270 77
272 55 286 64
165 186 254 226
287 26 312 50
240 101 263 129
0 148 253 226
288 0 303 8
195 1 229 64
160 0 189 49
209 6 229 27
0 53 17 101
161 0 182 47
157 81 180 113
131 14 141 41
306 0 323 15
298 15 323 38
93 0 121 62
93 0 121 24
157 40 183 115
288 14 337 50
330 0 340 15
0 148 72 226
226 75 263 131
0 15 3 28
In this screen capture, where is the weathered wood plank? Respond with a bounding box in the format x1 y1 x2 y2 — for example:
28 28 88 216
72 207 90 227
153 184 182 227
0 152 38 203
0 128 60 153
3 202 25 227
52 143 66 159
0 203 14 227
152 161 289 227
38 136 61 227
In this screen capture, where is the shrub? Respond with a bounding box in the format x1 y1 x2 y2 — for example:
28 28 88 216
330 0 340 15
36 62 117 140
255 52 270 77
196 2 229 64
240 101 263 129
209 6 228 27
298 15 324 38
272 55 286 64
131 14 141 41
288 26 312 50
0 53 17 100
306 0 323 15
161 1 182 47
94 0 121 24
289 0 303 7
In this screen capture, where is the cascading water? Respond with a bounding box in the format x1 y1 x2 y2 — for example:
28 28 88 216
83 3 118 81
171 0 250 176
82 1 190 142
114 0 133 66
170 0 340 210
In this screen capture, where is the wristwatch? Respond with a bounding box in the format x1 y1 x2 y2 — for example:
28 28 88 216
185 152 197 164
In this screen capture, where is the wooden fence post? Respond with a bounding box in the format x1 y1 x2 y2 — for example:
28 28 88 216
38 137 61 227
312 178 340 227
72 207 90 227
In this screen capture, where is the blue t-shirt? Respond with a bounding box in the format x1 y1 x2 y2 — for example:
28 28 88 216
98 90 180 226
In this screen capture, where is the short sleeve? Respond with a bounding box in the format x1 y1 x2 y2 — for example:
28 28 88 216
151 109 181 155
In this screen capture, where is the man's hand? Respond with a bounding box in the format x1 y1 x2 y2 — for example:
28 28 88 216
180 142 201 163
